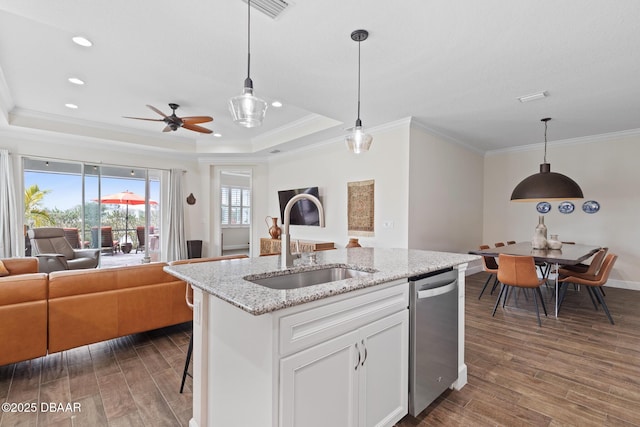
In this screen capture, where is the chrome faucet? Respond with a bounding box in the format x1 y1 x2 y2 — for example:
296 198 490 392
281 193 325 269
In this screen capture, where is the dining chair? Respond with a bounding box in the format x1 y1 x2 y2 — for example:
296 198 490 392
169 254 249 393
557 254 618 325
506 241 516 245
478 245 500 300
494 242 505 247
494 254 548 327
559 247 608 276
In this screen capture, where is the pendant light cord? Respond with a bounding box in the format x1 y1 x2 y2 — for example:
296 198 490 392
543 119 548 163
247 0 251 80
356 39 361 122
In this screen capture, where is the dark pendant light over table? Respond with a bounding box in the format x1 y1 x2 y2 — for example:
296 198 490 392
510 118 584 202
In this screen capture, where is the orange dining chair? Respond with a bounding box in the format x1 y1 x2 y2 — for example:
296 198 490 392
558 254 618 324
494 242 505 247
478 245 500 300
506 241 516 245
494 254 548 327
559 247 608 276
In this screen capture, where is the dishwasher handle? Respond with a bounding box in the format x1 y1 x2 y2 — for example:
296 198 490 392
417 280 457 299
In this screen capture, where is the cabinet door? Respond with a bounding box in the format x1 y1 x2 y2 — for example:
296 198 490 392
280 330 360 427
358 310 409 427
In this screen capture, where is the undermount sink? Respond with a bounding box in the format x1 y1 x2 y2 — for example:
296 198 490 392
246 266 376 290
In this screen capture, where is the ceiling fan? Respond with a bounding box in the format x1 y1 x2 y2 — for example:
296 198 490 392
124 103 213 134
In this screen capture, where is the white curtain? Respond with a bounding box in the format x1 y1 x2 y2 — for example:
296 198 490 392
0 149 20 257
165 168 186 261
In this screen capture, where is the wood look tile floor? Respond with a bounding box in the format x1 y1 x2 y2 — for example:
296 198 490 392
2 273 639 426
0 323 193 427
397 273 640 427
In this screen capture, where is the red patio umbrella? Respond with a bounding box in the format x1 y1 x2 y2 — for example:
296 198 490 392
94 190 157 244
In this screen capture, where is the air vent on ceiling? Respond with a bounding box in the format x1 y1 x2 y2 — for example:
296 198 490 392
241 0 289 19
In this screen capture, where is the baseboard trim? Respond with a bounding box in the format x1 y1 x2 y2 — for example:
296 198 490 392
605 279 640 291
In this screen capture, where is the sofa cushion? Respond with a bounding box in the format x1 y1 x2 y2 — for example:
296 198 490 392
47 261 191 354
49 268 117 297
0 260 8 277
0 258 39 275
0 273 48 365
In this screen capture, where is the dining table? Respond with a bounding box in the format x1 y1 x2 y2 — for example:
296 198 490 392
469 242 601 317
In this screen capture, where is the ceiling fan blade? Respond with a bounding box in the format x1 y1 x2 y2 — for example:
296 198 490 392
182 123 213 134
146 105 168 118
123 116 164 122
181 116 213 124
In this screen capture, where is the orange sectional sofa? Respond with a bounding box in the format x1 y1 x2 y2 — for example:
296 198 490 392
1 255 250 366
0 258 48 366
1 258 191 365
47 263 192 353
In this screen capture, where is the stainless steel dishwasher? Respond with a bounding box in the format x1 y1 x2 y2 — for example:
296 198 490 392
408 267 458 416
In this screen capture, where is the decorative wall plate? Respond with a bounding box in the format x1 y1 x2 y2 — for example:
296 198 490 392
536 201 551 214
558 201 575 214
582 200 600 214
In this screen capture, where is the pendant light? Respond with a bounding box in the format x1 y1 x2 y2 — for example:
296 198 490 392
345 29 373 154
228 0 267 128
510 118 584 201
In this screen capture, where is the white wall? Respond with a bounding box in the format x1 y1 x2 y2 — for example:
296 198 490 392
266 122 411 249
408 125 484 253
483 132 640 287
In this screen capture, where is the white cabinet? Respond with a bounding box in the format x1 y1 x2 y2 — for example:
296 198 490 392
280 309 408 427
191 279 410 427
359 311 408 427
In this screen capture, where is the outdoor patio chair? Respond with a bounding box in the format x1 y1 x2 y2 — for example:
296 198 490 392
135 226 154 253
91 226 120 255
28 227 100 273
63 227 84 249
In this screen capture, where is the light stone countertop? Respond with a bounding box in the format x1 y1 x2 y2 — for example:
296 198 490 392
164 247 480 315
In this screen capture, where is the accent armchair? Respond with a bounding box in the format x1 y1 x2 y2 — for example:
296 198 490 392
28 227 100 273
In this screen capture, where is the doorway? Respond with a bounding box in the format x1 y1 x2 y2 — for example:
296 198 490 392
219 170 252 257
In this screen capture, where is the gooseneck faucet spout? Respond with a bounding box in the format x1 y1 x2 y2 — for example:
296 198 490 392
281 193 325 269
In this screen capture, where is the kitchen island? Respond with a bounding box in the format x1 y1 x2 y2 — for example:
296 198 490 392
165 247 478 427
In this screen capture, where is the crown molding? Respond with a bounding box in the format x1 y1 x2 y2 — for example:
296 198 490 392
0 66 14 125
485 127 640 157
409 118 485 155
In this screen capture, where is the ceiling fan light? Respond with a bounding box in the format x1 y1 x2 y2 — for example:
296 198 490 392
345 124 373 154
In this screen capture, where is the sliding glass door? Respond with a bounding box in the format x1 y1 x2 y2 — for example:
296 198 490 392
23 158 162 266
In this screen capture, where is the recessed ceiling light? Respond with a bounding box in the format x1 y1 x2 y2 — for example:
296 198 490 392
65 103 79 109
271 101 283 108
517 91 548 103
213 132 222 137
72 36 92 47
68 77 85 85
